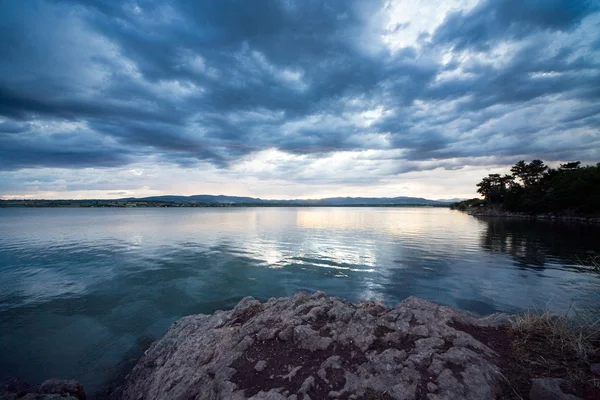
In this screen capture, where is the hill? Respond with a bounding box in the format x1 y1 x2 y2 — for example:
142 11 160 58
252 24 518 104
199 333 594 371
120 195 449 206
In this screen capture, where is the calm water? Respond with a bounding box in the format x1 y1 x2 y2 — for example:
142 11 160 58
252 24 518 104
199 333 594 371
1 207 599 394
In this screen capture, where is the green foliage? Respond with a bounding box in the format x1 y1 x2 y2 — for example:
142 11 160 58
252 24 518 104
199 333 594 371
475 160 600 215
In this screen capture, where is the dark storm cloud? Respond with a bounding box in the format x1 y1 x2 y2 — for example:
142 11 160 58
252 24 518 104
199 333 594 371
433 0 599 51
0 0 599 173
0 129 132 171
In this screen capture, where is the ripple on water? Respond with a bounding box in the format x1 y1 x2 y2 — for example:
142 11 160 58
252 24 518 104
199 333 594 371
0 207 599 395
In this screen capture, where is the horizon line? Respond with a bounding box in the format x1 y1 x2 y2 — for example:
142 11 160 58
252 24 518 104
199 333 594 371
0 193 471 202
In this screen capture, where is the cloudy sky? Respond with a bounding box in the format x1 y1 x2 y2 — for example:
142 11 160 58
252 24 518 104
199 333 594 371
1 0 599 200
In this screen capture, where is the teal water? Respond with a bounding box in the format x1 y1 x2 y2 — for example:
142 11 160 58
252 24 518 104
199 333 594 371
1 207 599 394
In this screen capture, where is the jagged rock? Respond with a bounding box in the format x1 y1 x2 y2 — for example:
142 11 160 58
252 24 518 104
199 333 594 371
529 378 581 400
116 292 509 399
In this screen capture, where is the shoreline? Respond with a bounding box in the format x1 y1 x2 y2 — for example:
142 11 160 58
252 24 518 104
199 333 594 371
114 293 515 399
3 293 599 399
114 293 600 399
460 205 600 223
470 211 600 223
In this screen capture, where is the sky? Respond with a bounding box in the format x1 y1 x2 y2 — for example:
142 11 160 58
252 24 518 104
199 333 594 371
1 0 599 200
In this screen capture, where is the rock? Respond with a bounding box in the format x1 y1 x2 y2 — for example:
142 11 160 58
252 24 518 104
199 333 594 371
255 360 267 372
282 366 302 382
0 378 85 400
39 379 86 399
116 293 509 399
529 378 582 400
1 378 30 398
293 325 332 351
426 382 438 392
591 363 600 376
298 376 314 394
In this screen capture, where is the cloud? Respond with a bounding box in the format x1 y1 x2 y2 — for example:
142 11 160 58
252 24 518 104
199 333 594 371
0 0 599 198
432 0 599 51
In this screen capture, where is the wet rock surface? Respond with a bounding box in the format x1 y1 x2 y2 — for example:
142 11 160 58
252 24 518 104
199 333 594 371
116 293 509 400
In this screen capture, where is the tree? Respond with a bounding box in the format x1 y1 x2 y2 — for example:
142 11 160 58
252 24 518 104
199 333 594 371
510 159 547 187
476 174 514 204
559 161 581 171
470 159 599 215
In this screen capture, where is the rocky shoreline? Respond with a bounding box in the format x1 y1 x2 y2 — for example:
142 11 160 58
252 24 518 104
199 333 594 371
115 293 510 400
467 206 600 223
4 293 598 400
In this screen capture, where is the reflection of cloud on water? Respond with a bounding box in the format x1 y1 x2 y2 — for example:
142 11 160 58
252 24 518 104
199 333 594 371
295 208 362 231
3 208 600 396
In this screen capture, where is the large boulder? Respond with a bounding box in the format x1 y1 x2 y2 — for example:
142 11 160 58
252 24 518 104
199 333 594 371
116 293 509 399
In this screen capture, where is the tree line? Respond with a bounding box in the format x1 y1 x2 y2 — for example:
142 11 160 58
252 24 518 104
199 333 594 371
455 160 600 215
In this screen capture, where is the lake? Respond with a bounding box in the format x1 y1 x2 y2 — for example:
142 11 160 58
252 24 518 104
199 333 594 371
1 207 599 395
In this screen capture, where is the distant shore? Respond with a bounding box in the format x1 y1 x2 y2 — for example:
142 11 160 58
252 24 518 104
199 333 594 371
0 200 450 208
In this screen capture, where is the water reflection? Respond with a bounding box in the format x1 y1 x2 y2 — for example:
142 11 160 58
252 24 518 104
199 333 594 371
476 216 600 271
1 208 599 396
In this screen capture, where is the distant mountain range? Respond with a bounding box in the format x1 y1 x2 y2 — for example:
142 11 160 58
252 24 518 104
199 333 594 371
119 195 461 206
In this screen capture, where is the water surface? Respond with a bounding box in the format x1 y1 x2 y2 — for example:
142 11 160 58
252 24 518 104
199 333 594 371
1 207 599 394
